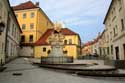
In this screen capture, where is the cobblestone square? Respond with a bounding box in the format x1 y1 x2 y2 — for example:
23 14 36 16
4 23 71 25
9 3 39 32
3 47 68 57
0 58 125 83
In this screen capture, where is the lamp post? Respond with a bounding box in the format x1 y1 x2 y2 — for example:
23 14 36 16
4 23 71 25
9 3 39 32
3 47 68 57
0 21 5 35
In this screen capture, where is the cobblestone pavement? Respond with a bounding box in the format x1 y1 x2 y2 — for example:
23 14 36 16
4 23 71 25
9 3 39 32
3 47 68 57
0 58 125 83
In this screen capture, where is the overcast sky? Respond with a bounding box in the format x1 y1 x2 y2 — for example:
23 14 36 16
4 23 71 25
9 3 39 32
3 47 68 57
9 0 111 43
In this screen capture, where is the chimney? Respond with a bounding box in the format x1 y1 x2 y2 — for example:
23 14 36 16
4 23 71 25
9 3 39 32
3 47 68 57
35 2 39 7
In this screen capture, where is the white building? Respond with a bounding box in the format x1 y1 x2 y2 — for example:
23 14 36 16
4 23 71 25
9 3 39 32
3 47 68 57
0 0 22 64
5 11 22 62
0 0 9 65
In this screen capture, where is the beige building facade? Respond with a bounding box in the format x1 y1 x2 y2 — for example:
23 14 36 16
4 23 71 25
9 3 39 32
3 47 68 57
5 11 21 62
0 0 8 65
104 0 125 60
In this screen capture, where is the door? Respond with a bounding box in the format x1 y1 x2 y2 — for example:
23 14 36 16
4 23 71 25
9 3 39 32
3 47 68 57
123 44 125 60
115 47 119 60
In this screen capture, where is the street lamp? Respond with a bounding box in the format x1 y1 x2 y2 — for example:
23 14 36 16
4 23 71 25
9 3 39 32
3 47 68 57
0 21 5 35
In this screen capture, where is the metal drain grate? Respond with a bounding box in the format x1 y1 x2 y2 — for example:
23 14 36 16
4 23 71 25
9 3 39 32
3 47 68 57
12 73 23 76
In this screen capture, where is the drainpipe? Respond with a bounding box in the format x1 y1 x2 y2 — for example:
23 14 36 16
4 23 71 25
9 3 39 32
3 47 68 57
122 0 125 26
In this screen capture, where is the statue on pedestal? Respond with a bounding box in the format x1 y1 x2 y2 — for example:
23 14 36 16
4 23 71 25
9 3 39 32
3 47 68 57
41 22 73 64
49 22 64 57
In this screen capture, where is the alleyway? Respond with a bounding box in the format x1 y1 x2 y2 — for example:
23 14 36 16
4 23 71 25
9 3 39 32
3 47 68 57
0 58 125 83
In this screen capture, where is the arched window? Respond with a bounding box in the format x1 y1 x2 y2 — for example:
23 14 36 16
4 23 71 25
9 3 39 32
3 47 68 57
64 40 67 45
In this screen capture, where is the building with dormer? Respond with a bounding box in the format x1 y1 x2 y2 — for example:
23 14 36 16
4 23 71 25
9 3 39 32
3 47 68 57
35 28 81 59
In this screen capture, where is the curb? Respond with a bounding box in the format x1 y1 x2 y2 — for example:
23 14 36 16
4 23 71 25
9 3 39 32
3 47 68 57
77 72 125 77
34 63 125 77
39 65 117 71
37 63 117 71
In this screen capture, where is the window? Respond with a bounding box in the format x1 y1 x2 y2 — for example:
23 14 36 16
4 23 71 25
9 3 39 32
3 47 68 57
107 47 110 55
14 27 16 38
12 24 14 36
111 45 113 55
30 12 35 18
115 25 118 35
47 50 51 54
8 17 11 31
113 28 116 37
112 16 116 22
110 32 112 40
2 42 4 54
29 35 33 42
22 24 26 30
107 35 109 42
10 43 13 56
115 47 119 60
30 23 34 29
15 14 18 18
118 0 122 5
23 13 26 19
0 2 3 9
21 35 25 42
43 47 46 52
112 11 113 15
123 44 125 59
113 25 118 37
69 39 72 44
64 40 67 44
63 50 68 54
121 19 124 31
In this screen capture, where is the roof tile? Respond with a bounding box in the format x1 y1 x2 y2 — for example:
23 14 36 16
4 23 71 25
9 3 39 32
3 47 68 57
35 28 78 46
12 1 38 11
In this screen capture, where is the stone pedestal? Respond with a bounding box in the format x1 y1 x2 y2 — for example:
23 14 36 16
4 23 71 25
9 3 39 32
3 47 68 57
41 56 73 64
41 40 73 64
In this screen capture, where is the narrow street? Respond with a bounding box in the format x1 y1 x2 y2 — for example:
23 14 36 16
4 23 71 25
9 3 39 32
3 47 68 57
0 58 125 83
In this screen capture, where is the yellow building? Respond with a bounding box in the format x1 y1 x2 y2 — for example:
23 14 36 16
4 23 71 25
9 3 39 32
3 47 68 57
12 1 53 57
12 1 53 44
34 28 81 59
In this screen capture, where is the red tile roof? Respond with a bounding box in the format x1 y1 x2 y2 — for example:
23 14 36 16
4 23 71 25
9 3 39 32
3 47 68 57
12 1 39 11
35 28 78 46
83 41 94 47
61 28 78 35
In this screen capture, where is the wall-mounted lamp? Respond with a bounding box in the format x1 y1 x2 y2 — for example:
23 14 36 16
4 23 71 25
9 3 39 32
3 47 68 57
0 16 5 35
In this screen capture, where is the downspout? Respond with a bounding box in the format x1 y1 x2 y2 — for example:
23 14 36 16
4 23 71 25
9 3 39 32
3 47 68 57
34 9 39 58
36 8 39 41
122 0 125 26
